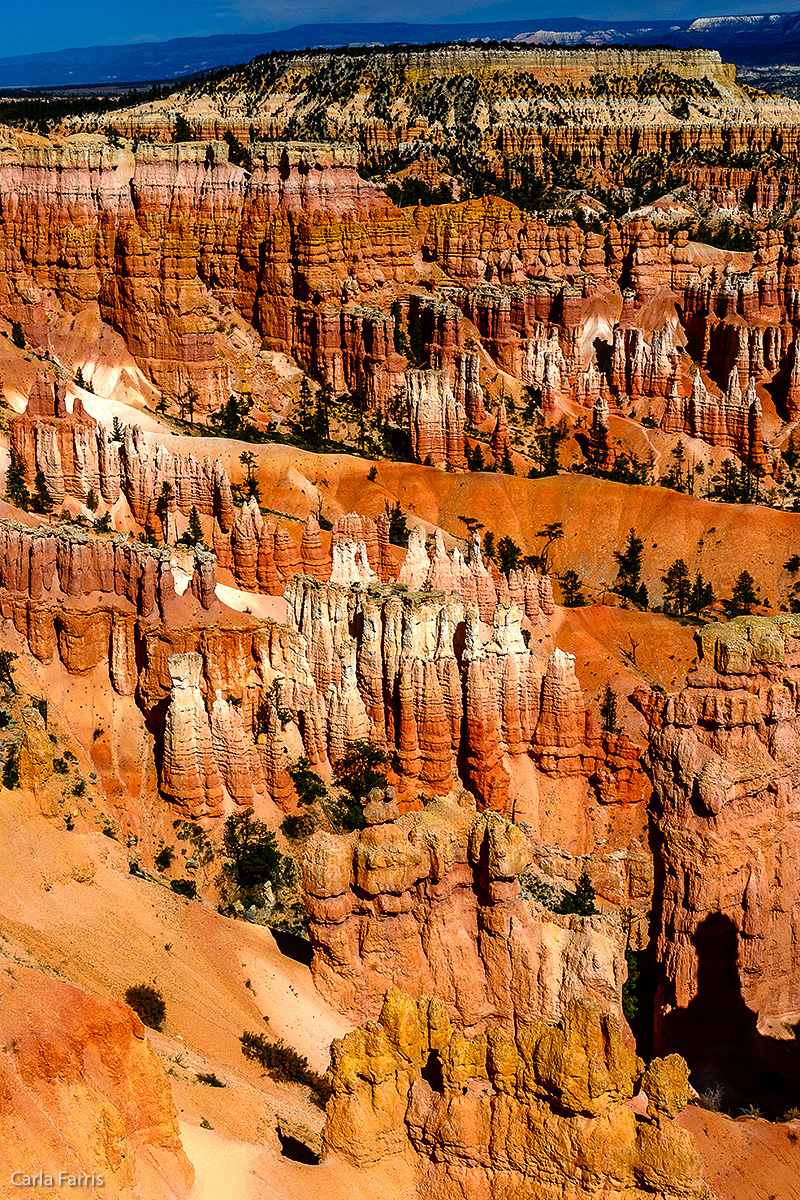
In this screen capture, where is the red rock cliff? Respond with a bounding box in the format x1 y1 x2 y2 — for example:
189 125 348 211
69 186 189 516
647 614 800 1063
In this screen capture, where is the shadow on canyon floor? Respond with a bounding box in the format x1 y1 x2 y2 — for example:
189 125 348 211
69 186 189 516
658 912 800 1118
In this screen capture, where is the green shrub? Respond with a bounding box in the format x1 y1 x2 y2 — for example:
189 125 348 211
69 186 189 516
2 745 19 790
288 756 327 807
281 813 315 840
155 845 174 871
124 983 165 1030
693 1086 724 1113
172 819 212 864
521 873 561 911
557 871 598 916
333 739 389 802
170 878 197 899
385 177 453 207
622 945 642 1023
0 650 16 693
196 1071 226 1087
222 811 282 889
240 1031 331 1108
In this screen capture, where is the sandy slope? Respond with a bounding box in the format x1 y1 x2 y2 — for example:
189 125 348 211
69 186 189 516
0 782 350 1146
679 1108 800 1200
0 794 350 1070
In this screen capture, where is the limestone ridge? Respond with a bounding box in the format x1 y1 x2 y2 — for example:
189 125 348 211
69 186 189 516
76 45 788 160
304 794 627 1028
645 614 800 1056
323 986 710 1200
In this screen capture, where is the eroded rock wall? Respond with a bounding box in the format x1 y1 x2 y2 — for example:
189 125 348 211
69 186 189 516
11 376 236 530
647 614 800 1058
323 986 709 1200
285 566 647 809
304 798 627 1029
0 139 415 408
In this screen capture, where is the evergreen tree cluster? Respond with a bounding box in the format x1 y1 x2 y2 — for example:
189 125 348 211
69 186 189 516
661 559 714 616
558 871 598 916
386 501 409 547
613 529 648 608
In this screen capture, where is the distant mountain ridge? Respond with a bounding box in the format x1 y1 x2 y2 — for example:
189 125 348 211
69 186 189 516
6 13 800 89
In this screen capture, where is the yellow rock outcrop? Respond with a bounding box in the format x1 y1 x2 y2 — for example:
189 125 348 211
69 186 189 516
324 989 711 1200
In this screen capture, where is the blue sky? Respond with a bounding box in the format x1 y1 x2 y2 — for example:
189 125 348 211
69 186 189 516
5 0 800 57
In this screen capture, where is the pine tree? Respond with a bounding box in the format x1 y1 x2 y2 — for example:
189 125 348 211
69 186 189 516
559 569 585 607
621 907 642 1023
314 384 331 444
155 481 174 544
614 529 644 603
109 415 124 443
299 375 312 425
600 683 619 734
32 470 54 515
559 870 598 916
731 570 759 615
662 559 691 615
535 522 564 573
671 441 686 490
467 443 486 471
353 377 369 454
183 384 198 424
187 506 204 546
85 487 99 513
522 387 542 422
385 501 409 548
689 573 714 616
710 458 741 504
498 536 521 575
174 114 193 143
5 447 30 510
587 424 609 472
483 531 496 561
